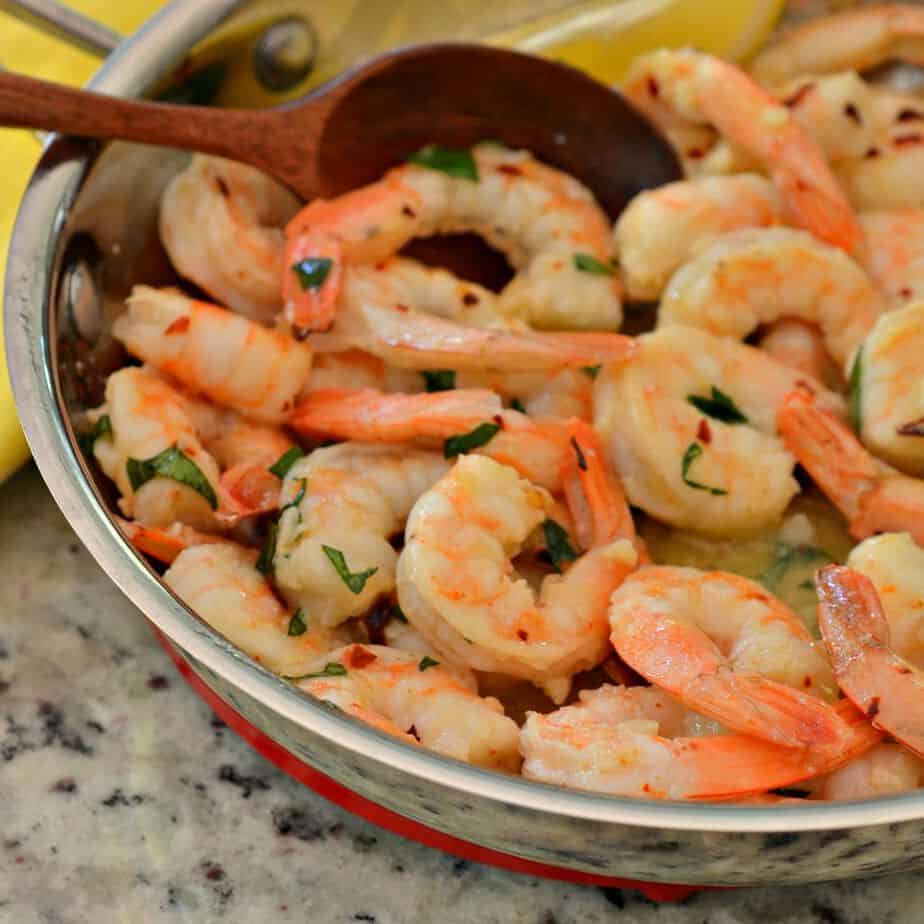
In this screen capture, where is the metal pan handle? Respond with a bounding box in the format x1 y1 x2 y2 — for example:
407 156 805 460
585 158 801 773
0 0 120 57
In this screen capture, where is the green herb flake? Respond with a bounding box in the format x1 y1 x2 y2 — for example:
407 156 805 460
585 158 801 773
78 414 113 457
418 655 440 672
848 348 863 433
255 521 278 575
680 442 727 496
391 604 408 624
287 609 308 637
421 370 456 393
510 397 526 414
292 257 334 291
279 478 307 517
543 519 578 573
573 253 616 276
582 365 602 380
759 542 832 591
407 145 478 181
322 545 378 594
686 386 749 424
126 445 218 509
269 446 305 480
287 662 348 682
443 421 501 459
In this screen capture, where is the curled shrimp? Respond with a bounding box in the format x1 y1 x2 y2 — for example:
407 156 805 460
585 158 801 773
396 421 639 703
861 210 924 306
777 387 924 545
757 320 842 389
613 174 782 301
165 543 349 676
609 566 844 751
295 643 520 770
751 5 924 88
112 286 313 423
595 325 839 536
817 564 924 759
521 685 879 801
273 444 448 628
658 228 885 370
621 49 862 253
284 142 620 331
159 155 300 324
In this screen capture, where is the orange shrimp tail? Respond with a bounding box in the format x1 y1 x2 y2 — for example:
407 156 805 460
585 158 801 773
817 565 924 759
290 388 503 443
219 463 282 518
115 517 225 565
281 233 343 332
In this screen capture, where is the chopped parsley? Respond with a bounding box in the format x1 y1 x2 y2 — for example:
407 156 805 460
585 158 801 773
510 397 526 414
421 370 456 392
443 421 500 459
680 442 727 496
407 145 478 181
280 478 307 517
582 365 601 380
255 521 278 575
126 445 218 509
543 519 578 572
391 604 408 624
759 542 832 591
418 656 440 672
687 386 748 424
847 348 863 433
573 253 616 276
292 257 333 291
287 609 307 637
78 414 112 457
322 545 378 594
288 662 348 682
269 446 305 479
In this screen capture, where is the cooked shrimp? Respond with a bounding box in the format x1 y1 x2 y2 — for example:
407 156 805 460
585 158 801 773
285 142 621 331
621 49 862 253
296 644 520 770
396 424 638 703
595 325 839 536
818 742 924 801
165 543 349 676
609 566 844 751
159 155 300 323
92 367 224 530
861 210 924 306
520 368 593 421
613 175 782 300
658 228 885 370
778 387 924 545
331 265 634 373
817 564 924 759
852 300 924 475
521 685 879 801
848 533 924 670
751 5 924 88
115 517 229 564
273 444 448 628
112 286 313 423
757 320 841 389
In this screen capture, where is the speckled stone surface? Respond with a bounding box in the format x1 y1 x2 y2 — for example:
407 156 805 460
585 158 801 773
1 466 923 922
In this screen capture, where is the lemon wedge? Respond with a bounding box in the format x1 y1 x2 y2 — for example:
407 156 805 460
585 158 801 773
490 0 785 85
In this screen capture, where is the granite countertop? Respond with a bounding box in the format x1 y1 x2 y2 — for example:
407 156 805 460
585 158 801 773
0 466 922 922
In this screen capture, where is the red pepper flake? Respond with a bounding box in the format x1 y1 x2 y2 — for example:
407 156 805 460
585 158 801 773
646 76 659 98
894 133 923 147
843 102 862 124
897 665 913 674
898 416 924 436
346 646 377 669
802 676 813 688
462 292 480 306
782 83 814 108
897 108 924 122
900 286 913 299
165 316 190 335
401 204 416 218
498 164 522 176
215 177 230 198
492 414 505 429
865 146 881 159
795 179 810 192
866 696 880 719
395 303 410 313
696 419 712 444
517 629 529 641
686 147 705 160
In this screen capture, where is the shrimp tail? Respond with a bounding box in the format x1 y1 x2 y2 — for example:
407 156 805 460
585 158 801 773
219 463 282 518
115 517 226 564
281 233 343 332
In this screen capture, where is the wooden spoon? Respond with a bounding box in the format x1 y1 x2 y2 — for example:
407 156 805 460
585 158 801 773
0 43 679 216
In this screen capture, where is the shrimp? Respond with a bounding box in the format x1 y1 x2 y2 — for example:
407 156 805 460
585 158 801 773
330 265 635 373
396 423 639 703
860 210 924 306
817 564 924 759
273 444 448 628
621 49 862 253
295 644 520 770
165 543 349 677
751 5 924 88
594 325 840 536
818 742 924 801
613 175 782 300
115 517 229 564
608 566 844 751
92 367 224 530
284 142 621 331
112 286 313 423
159 155 300 323
757 320 842 389
848 533 924 671
658 228 885 370
777 387 924 545
852 300 924 475
520 685 880 801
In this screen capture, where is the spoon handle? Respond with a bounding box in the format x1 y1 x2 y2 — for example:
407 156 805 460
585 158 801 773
0 71 279 167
